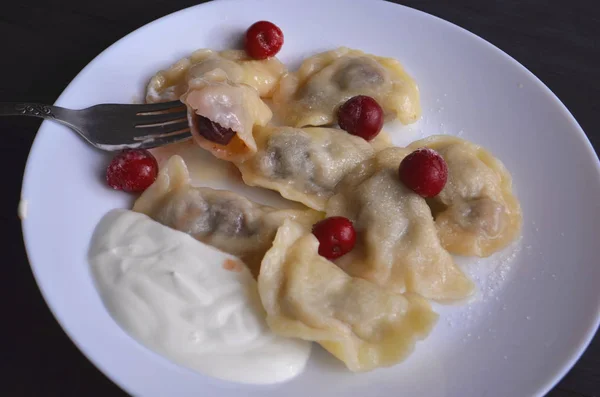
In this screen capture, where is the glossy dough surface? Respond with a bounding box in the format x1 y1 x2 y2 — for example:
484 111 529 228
408 135 522 257
133 155 321 276
273 47 421 127
237 126 390 211
182 71 272 162
146 49 286 103
326 147 474 301
258 220 438 372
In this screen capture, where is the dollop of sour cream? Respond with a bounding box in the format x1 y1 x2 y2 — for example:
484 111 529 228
89 209 311 384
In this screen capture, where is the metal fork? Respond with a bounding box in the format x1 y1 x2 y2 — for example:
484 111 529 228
0 101 191 151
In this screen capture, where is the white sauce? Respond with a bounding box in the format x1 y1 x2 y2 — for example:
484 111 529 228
89 209 311 384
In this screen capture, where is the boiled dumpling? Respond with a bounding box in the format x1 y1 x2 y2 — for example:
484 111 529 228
236 126 391 211
326 147 474 301
181 71 272 162
273 47 421 127
146 49 286 103
258 219 438 372
408 135 522 257
133 155 322 276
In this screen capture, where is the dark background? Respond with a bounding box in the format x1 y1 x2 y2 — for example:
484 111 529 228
1 0 598 396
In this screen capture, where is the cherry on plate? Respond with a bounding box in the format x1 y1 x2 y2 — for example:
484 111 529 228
312 216 356 260
398 148 448 198
337 95 384 141
245 21 284 60
106 149 158 193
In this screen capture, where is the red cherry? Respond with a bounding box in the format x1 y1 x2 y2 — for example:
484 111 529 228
337 95 384 141
245 21 284 60
106 149 158 193
312 217 356 260
398 148 448 198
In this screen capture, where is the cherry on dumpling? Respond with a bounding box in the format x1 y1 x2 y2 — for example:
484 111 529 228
337 95 384 141
398 148 448 198
312 217 356 260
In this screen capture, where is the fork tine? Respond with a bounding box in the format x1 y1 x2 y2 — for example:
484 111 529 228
132 100 185 113
132 120 191 141
134 109 188 126
137 132 192 149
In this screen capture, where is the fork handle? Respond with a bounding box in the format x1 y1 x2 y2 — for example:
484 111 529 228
0 102 61 119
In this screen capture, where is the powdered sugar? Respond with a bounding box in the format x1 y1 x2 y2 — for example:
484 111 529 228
437 236 523 336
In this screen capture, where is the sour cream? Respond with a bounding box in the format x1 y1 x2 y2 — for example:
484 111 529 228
89 209 311 384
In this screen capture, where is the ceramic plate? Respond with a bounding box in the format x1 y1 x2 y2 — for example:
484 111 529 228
20 0 600 396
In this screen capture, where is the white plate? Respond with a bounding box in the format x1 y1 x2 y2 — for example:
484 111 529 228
20 0 600 396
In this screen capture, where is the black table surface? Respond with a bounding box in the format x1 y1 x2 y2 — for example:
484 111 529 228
2 0 599 396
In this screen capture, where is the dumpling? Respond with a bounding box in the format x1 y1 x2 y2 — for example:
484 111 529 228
146 50 277 162
146 49 286 103
236 126 391 211
272 47 421 127
133 155 322 276
408 135 522 257
258 219 437 372
182 70 272 162
326 147 474 301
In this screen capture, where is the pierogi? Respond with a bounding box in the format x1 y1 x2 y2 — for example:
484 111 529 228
133 155 322 276
146 49 286 162
236 125 392 211
408 135 522 257
273 47 421 127
259 219 438 372
146 48 286 103
182 71 273 162
326 147 474 301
